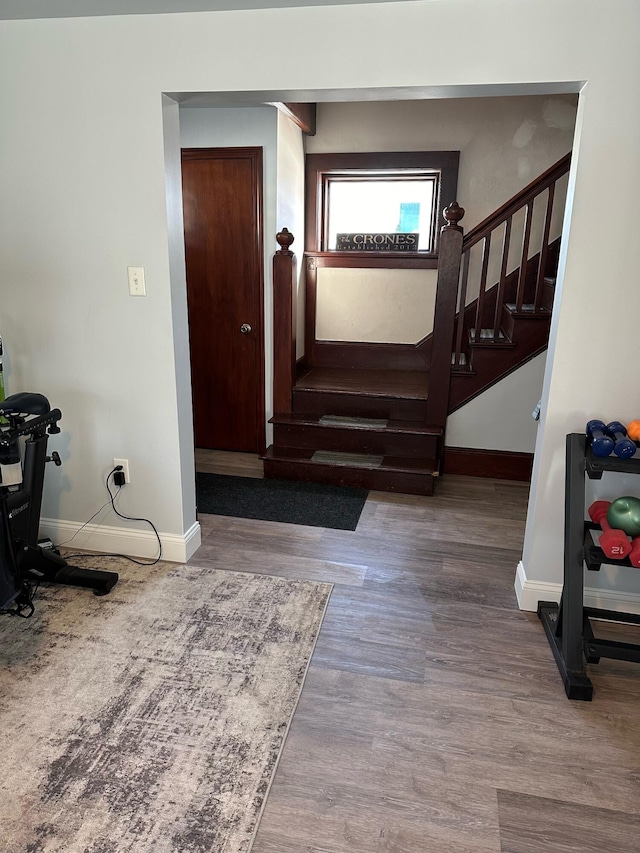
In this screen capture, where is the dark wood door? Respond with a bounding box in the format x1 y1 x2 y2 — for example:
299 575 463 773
182 147 264 452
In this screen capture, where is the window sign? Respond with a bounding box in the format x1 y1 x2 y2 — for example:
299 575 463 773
335 233 418 251
326 176 436 252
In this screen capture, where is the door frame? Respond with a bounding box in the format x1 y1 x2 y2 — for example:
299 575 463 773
181 146 266 454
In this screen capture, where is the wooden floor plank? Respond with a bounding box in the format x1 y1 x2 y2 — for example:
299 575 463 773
497 790 640 852
191 451 640 853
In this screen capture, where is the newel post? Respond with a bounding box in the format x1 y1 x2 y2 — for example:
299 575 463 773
425 203 465 428
272 228 297 415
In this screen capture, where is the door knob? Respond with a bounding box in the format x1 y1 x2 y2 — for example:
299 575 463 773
240 323 252 334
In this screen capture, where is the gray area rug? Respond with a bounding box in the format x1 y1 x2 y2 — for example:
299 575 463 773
0 559 331 853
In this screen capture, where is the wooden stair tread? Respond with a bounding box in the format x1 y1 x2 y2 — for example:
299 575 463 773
295 367 429 400
451 364 476 377
469 328 515 349
270 412 442 436
263 446 436 474
263 445 437 494
505 302 552 318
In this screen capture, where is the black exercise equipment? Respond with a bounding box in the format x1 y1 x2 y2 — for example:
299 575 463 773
0 392 118 616
538 433 640 700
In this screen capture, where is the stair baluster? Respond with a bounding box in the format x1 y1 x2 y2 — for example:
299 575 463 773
535 184 555 311
474 233 492 342
493 216 513 342
453 249 470 369
516 201 534 311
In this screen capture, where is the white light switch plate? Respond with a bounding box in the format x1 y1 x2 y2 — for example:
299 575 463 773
128 266 146 296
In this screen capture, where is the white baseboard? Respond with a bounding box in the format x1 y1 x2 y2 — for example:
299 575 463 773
515 560 640 615
40 518 201 564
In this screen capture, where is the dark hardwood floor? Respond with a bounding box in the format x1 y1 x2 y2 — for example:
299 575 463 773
193 451 640 853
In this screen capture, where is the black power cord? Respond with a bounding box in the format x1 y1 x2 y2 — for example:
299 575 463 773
62 466 162 566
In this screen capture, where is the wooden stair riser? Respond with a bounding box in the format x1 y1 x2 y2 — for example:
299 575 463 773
292 389 428 422
473 340 539 374
263 453 435 496
272 420 440 460
541 277 556 311
499 306 551 341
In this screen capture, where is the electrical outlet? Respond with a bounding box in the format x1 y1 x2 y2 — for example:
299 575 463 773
113 458 130 484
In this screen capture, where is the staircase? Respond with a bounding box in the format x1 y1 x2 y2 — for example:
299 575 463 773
264 368 441 495
449 244 559 411
264 153 571 495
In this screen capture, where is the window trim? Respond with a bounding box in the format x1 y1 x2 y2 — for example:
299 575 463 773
305 151 460 266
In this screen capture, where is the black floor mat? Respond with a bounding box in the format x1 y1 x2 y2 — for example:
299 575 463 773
196 473 368 530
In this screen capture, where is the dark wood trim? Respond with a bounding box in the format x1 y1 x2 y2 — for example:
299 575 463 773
305 150 460 255
273 232 297 415
305 251 438 271
280 103 316 136
443 446 533 481
304 255 317 366
423 212 464 428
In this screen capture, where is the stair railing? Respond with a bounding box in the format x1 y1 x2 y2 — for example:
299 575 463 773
452 152 571 366
272 228 297 415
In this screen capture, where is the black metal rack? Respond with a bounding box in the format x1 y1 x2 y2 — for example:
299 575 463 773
538 432 640 700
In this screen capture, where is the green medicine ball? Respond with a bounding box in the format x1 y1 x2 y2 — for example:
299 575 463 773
607 496 640 537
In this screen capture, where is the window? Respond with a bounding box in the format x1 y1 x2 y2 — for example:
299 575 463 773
327 175 437 252
305 151 459 263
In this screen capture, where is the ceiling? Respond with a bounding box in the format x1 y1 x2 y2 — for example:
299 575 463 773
0 0 413 20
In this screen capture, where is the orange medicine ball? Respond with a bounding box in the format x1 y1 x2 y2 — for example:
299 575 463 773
627 420 640 442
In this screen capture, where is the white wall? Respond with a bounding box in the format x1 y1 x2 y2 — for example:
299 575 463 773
445 353 545 453
306 95 576 232
162 95 197 543
1 1 639 608
316 268 437 343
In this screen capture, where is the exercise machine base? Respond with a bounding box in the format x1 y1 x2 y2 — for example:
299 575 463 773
18 545 118 597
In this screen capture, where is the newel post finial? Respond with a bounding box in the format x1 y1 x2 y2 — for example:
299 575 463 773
276 227 294 254
443 202 465 232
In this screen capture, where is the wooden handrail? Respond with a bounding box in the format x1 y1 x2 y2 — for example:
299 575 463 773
379 156 573 439
445 153 570 382
462 152 571 252
272 228 297 415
